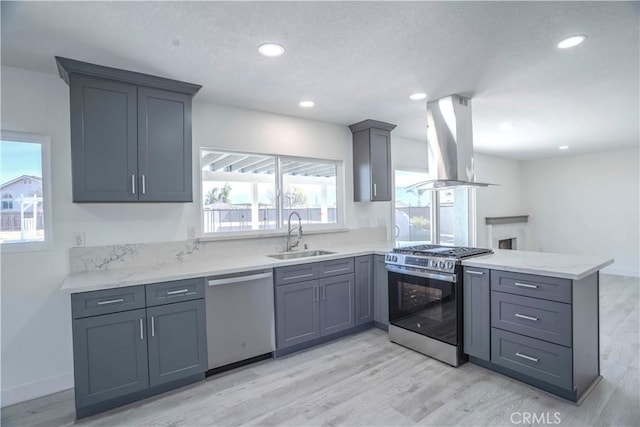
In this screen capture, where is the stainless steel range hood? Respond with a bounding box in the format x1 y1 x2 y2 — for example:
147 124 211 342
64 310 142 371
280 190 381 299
407 94 494 190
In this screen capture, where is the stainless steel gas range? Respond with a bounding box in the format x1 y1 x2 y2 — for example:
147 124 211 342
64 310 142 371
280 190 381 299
385 244 492 366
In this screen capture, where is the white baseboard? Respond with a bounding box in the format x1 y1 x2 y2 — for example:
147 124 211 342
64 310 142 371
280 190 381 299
1 373 73 408
601 265 640 278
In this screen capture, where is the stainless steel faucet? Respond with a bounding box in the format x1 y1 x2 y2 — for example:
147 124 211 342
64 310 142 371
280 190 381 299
286 211 303 251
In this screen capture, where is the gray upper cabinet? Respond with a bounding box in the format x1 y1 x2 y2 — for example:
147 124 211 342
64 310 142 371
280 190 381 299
463 267 491 361
147 299 207 387
349 119 396 202
56 56 201 203
72 308 149 409
354 255 374 326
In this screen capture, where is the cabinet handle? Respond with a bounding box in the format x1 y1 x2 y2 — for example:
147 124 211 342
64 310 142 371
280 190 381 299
131 174 136 195
515 352 539 362
141 175 146 195
314 286 319 302
514 282 538 289
515 313 539 322
466 270 484 276
140 318 144 340
373 183 377 197
151 316 155 337
97 298 124 306
321 284 326 301
166 289 189 296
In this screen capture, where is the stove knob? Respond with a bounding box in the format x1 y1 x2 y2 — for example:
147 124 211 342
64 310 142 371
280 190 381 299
438 260 445 269
430 260 438 268
393 256 398 262
446 261 454 269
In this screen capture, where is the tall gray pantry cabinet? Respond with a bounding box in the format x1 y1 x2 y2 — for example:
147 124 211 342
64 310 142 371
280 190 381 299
71 278 207 418
55 56 201 202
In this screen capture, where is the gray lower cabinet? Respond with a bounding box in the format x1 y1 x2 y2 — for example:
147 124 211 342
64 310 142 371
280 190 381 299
57 56 200 203
147 300 207 386
468 267 601 402
463 267 490 360
275 258 360 353
72 308 149 409
320 274 355 335
275 280 321 349
71 279 207 418
354 255 374 325
373 255 389 326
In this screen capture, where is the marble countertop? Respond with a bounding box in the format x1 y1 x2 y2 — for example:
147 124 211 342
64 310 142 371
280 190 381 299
62 243 394 293
461 249 614 280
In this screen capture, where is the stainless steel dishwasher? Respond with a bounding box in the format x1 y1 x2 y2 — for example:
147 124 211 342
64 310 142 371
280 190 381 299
206 269 276 371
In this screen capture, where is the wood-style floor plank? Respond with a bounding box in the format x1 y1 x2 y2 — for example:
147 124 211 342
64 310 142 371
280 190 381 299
2 274 638 427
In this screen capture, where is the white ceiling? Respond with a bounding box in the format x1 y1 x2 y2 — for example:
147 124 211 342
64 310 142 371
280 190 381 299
1 1 638 160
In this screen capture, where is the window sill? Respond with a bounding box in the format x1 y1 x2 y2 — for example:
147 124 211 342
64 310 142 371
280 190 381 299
197 227 349 243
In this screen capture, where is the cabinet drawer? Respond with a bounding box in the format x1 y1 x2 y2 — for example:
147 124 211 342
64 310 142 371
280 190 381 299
491 328 573 390
491 270 571 303
319 258 354 278
275 264 318 285
72 286 145 319
145 278 205 306
491 292 572 347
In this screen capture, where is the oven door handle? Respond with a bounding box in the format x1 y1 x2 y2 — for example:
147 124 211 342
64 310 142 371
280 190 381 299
385 265 457 283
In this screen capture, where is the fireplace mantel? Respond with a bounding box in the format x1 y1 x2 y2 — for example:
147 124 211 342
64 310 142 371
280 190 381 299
485 215 529 225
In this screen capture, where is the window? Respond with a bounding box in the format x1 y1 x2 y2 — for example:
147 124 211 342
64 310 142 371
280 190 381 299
200 149 340 235
0 130 52 249
394 168 474 247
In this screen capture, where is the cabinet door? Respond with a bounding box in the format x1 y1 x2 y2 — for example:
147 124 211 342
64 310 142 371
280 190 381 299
275 280 320 349
72 309 148 409
355 256 374 325
373 255 389 325
137 88 192 202
463 267 491 361
320 274 355 336
147 300 207 387
70 75 138 202
369 129 391 201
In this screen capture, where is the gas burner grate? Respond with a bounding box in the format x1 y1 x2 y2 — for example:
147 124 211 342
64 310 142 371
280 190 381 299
393 244 493 259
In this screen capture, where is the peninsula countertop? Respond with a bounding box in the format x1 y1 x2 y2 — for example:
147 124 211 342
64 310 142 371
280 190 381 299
461 248 614 280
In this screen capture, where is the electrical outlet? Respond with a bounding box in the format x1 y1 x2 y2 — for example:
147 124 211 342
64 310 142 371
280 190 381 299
187 227 197 240
74 232 85 247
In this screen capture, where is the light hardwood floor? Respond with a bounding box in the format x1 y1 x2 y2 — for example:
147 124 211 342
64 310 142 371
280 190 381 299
2 274 638 427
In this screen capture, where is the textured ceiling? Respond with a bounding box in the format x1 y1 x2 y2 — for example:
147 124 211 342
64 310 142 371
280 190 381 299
1 1 638 160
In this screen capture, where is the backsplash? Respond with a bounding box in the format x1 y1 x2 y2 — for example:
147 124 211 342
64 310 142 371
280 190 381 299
69 227 387 273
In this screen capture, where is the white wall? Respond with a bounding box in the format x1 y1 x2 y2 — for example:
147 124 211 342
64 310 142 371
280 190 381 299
0 65 416 405
520 147 640 277
474 153 524 248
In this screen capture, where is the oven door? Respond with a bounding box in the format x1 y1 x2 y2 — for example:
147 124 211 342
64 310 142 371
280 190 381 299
387 266 459 346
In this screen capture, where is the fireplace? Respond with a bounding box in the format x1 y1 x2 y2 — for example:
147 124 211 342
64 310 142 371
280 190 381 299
485 215 528 250
498 238 516 250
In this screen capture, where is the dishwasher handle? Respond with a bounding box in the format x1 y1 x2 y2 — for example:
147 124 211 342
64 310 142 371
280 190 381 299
208 271 273 287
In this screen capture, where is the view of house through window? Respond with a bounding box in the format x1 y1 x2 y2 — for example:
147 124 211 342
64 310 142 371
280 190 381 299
0 137 46 244
394 169 473 246
201 149 339 234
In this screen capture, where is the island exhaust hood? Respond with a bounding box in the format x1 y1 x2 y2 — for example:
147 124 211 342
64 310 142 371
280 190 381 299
406 94 494 190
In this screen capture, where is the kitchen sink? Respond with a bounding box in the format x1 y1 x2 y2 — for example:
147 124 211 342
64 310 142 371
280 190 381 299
267 250 336 260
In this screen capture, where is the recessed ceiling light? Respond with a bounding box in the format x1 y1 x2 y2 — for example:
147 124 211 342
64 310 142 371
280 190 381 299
557 35 587 49
299 101 315 108
409 93 428 100
559 145 570 150
258 43 285 57
499 122 514 131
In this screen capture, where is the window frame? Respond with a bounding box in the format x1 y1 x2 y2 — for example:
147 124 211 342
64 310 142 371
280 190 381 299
0 130 53 252
199 148 344 239
392 165 476 247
